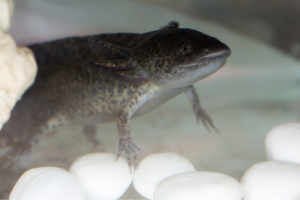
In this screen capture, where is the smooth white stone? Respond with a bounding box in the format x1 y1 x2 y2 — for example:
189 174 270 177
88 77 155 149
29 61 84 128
265 123 300 165
0 0 13 31
9 167 86 200
154 171 243 200
240 160 300 200
69 153 133 200
133 153 196 199
0 32 37 130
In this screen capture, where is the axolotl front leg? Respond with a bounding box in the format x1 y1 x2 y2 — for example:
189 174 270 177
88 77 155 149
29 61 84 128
115 92 147 170
185 85 219 133
116 85 218 170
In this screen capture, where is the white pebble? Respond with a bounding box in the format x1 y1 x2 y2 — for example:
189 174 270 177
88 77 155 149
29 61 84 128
265 123 300 165
154 171 242 200
133 153 196 199
240 160 300 200
69 152 133 200
9 167 86 200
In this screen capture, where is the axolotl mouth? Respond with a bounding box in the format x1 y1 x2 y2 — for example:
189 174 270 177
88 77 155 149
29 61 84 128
168 48 231 88
194 49 231 76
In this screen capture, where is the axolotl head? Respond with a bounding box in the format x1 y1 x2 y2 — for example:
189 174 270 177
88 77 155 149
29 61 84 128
133 27 231 88
83 22 230 88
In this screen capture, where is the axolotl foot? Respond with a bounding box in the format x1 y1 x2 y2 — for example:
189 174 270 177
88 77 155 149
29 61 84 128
196 108 219 133
116 136 140 172
185 85 219 133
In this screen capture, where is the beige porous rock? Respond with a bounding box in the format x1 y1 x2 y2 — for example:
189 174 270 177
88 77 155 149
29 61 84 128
0 32 37 130
0 0 13 31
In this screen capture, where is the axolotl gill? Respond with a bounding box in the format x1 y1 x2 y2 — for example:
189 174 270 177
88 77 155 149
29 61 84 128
0 21 230 171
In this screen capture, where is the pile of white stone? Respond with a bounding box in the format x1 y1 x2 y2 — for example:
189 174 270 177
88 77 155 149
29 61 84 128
9 123 300 200
0 0 37 130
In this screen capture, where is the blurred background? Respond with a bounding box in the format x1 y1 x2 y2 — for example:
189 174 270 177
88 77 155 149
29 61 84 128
3 0 300 198
9 0 300 59
136 0 300 59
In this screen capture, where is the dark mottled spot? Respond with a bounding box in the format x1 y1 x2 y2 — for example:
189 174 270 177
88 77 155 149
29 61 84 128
120 98 126 105
111 99 117 105
118 111 129 125
127 89 134 96
164 68 172 74
87 111 93 117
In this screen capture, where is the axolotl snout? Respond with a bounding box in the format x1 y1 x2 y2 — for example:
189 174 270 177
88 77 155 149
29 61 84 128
0 22 230 171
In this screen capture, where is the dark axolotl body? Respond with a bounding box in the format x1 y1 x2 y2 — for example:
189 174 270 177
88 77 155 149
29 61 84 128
0 22 230 175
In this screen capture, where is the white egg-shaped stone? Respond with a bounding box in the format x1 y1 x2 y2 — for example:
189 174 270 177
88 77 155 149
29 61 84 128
69 152 133 200
9 167 86 200
240 160 300 200
154 171 242 200
133 153 196 199
265 123 300 165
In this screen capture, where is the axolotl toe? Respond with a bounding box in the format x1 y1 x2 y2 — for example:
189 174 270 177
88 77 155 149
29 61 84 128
0 21 230 172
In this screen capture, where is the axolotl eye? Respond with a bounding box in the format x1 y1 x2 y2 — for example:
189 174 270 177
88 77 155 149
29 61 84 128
181 44 192 53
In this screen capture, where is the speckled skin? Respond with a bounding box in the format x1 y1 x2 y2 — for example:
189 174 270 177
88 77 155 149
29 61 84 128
0 22 230 195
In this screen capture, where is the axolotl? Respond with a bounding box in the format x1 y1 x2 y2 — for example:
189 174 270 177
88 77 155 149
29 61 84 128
0 21 230 170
